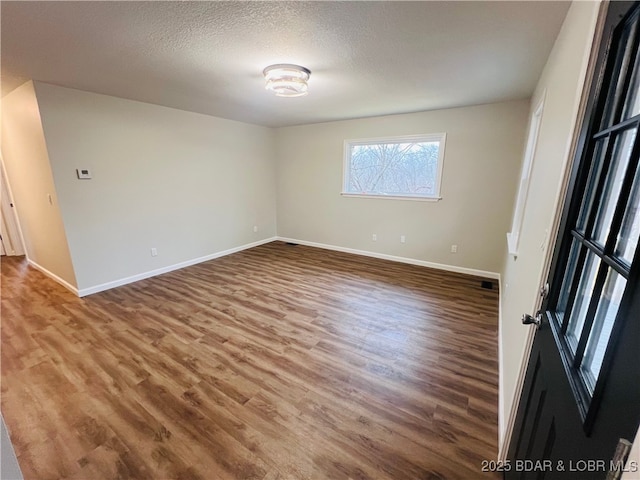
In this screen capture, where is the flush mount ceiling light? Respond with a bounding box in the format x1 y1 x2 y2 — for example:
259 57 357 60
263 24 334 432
263 64 311 98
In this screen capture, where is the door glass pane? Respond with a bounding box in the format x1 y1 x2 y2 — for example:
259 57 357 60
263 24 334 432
577 139 608 233
581 270 627 393
556 240 581 324
614 164 640 264
601 21 636 129
623 42 640 119
565 251 601 353
593 128 637 245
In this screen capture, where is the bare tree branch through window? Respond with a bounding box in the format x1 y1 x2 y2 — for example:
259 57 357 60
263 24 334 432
343 134 446 199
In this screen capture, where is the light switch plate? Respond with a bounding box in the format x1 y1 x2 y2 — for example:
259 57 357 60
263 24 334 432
76 168 92 179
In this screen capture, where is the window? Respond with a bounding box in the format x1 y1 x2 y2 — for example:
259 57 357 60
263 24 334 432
507 94 545 256
342 134 446 201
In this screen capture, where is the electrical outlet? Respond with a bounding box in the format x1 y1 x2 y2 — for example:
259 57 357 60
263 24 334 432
253 225 258 233
76 168 92 179
151 248 158 257
400 235 406 244
372 234 377 241
451 244 458 253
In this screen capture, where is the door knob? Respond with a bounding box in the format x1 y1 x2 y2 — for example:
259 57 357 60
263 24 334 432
522 313 541 327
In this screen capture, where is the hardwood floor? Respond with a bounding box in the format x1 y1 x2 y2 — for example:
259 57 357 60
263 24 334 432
1 241 502 480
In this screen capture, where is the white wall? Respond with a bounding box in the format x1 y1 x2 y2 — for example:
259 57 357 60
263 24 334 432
33 82 277 293
498 0 600 452
275 100 529 275
1 416 23 480
1 81 77 290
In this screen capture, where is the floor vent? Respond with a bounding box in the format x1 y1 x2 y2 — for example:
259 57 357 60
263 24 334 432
481 280 494 289
286 242 299 246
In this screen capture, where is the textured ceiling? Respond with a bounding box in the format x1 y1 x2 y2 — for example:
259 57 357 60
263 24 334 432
1 1 570 127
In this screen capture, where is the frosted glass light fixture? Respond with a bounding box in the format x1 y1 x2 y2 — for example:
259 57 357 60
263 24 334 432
263 64 311 97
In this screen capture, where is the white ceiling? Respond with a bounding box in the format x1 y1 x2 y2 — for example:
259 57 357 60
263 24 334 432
1 1 570 128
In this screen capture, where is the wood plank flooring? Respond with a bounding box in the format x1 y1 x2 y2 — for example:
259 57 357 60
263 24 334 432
1 241 502 479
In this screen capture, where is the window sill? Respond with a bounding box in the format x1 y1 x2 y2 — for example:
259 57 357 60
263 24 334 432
340 193 442 202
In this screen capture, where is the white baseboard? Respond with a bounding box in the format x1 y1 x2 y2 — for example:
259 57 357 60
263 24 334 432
77 237 278 297
276 236 500 280
44 233 498 296
27 259 79 296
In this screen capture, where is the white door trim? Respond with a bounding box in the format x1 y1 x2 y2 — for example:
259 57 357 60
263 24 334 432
498 1 608 460
0 154 25 256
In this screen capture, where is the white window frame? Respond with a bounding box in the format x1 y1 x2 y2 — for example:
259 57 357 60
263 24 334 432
507 94 546 256
341 133 446 202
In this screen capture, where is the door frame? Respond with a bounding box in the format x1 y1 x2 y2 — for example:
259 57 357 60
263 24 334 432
498 2 609 461
0 154 26 256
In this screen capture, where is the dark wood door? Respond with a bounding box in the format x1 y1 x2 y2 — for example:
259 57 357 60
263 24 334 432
507 3 640 479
